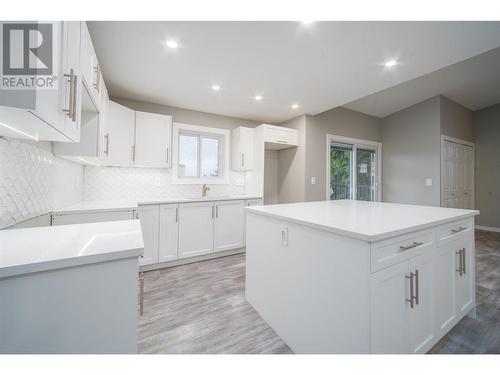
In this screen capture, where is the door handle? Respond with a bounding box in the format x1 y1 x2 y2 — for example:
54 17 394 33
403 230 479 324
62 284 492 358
456 249 463 276
414 269 419 305
72 75 78 122
63 69 75 120
104 133 109 156
175 207 178 223
462 248 466 275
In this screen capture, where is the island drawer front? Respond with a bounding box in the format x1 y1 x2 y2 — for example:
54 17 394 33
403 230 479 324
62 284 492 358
371 230 435 273
437 218 474 247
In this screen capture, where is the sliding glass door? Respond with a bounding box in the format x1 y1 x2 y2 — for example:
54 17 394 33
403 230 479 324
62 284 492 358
328 136 381 202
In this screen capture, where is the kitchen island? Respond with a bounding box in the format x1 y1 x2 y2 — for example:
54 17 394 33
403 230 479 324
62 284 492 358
0 220 143 354
245 200 479 354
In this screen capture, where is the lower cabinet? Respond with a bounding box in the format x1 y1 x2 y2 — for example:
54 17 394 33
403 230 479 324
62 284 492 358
159 204 179 262
137 205 159 266
371 250 435 354
434 238 474 338
178 201 215 259
214 200 245 252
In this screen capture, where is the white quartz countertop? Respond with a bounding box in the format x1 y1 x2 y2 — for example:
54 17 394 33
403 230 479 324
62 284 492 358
0 220 144 279
53 196 263 214
246 200 479 242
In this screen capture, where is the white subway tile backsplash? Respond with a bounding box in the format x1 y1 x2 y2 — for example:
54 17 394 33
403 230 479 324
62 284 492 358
83 166 246 201
0 138 83 229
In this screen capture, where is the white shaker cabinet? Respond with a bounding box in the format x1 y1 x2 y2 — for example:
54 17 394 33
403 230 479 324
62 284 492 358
80 22 102 109
214 200 245 252
0 21 81 142
134 111 172 168
231 127 254 170
159 204 179 263
106 101 136 166
178 202 214 259
455 239 474 315
137 205 160 266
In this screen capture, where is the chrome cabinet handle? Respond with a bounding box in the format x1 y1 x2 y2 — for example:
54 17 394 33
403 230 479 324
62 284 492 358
276 140 288 144
216 205 219 218
399 241 423 252
63 69 75 120
241 153 244 167
451 226 467 234
72 75 78 122
462 248 466 275
135 211 139 219
414 269 420 305
139 272 145 317
406 272 416 308
456 249 463 276
104 133 109 156
211 205 215 219
175 207 178 223
93 64 101 93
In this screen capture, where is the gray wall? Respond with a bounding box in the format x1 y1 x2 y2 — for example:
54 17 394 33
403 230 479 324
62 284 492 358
111 97 261 130
473 103 500 228
278 115 307 203
382 96 442 206
440 96 474 142
305 107 382 201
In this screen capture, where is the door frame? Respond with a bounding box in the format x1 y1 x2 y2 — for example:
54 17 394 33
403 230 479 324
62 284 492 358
440 135 475 208
326 134 382 201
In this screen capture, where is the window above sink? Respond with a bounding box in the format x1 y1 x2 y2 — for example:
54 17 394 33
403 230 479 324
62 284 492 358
172 122 230 185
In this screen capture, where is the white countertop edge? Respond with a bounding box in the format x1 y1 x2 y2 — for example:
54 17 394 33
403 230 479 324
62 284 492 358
53 196 263 214
0 247 143 280
245 208 478 242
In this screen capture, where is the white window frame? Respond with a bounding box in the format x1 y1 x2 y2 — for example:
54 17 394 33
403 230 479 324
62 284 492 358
172 122 230 185
326 134 382 201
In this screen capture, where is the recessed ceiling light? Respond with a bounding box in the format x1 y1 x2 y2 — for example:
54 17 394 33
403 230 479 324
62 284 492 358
212 85 221 91
302 20 314 25
254 95 263 101
291 104 299 109
384 59 397 68
166 40 178 49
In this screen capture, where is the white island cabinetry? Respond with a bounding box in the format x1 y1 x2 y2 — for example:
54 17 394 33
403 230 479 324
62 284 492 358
245 200 478 354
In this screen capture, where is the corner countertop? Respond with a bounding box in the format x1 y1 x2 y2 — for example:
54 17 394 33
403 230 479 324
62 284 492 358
52 196 263 215
246 200 479 242
0 220 144 279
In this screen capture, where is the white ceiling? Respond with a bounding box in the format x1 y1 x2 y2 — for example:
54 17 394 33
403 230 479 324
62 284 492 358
344 47 500 118
88 21 500 123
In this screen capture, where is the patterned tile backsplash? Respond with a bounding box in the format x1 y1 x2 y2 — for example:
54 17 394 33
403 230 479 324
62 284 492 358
0 138 83 229
83 166 246 201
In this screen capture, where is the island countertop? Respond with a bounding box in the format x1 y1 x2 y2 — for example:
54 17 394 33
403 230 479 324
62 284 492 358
246 200 479 242
0 220 144 279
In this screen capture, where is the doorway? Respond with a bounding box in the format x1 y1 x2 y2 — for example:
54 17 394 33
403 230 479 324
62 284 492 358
327 135 382 201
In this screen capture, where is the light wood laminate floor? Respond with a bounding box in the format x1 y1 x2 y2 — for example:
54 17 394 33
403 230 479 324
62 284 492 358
138 230 500 354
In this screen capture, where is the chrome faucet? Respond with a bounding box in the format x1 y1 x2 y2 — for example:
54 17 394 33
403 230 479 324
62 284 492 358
202 184 210 198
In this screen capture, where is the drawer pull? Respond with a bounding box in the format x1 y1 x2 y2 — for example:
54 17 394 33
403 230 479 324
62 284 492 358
399 241 423 252
276 140 288 144
451 226 467 234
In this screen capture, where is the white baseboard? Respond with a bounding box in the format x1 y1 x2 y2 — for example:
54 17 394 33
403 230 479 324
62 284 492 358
475 225 500 233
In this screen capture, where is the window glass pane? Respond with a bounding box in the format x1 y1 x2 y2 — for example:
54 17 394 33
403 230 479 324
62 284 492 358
179 134 198 177
356 148 376 201
329 142 352 200
201 137 219 177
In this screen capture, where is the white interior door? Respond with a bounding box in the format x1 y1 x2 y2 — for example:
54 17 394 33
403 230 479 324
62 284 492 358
442 139 474 209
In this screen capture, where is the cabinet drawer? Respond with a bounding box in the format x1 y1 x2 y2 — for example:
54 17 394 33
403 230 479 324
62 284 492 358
437 219 473 247
371 230 435 272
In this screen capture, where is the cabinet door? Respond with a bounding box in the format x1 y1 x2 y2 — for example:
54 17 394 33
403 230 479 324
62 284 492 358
137 205 160 266
106 101 135 166
99 84 109 160
214 200 245 252
134 111 172 168
178 202 214 258
159 204 179 263
408 251 435 353
370 261 409 354
434 244 457 337
456 240 474 315
60 21 82 142
231 127 253 171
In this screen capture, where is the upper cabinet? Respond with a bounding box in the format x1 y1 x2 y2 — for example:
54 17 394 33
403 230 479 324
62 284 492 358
134 111 172 168
0 21 82 142
231 126 254 171
105 101 172 168
80 22 102 110
261 124 298 150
